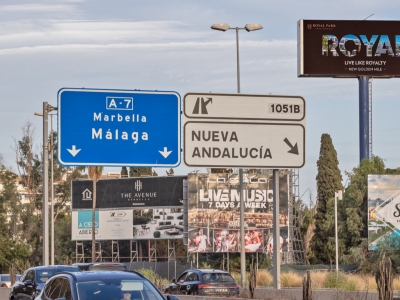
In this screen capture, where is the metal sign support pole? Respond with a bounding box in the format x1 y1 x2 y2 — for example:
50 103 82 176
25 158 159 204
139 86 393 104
239 168 246 289
359 76 370 161
42 102 49 266
273 169 280 289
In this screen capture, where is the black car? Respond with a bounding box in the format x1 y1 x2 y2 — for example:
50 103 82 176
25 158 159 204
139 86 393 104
164 269 239 296
72 262 127 271
33 270 179 300
9 265 81 300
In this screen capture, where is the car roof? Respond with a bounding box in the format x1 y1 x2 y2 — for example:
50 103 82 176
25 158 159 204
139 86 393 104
72 262 126 266
186 269 230 274
55 271 145 282
28 265 80 270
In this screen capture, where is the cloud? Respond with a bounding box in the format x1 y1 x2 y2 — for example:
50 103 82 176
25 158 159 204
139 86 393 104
1 3 78 12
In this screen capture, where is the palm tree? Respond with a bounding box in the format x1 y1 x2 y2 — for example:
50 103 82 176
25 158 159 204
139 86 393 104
88 166 103 262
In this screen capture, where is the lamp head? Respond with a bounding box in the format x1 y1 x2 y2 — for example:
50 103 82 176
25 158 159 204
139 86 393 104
34 111 43 116
211 23 230 32
244 24 263 32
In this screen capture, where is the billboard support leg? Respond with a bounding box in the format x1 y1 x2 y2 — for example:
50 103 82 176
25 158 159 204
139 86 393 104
273 169 281 289
359 76 370 161
76 241 84 263
130 240 138 262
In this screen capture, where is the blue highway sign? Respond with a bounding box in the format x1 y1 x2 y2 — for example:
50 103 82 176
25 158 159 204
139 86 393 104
58 88 181 167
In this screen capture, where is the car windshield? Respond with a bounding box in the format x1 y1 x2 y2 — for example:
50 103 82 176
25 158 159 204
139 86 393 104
202 273 235 282
36 267 80 283
0 275 10 281
76 279 164 300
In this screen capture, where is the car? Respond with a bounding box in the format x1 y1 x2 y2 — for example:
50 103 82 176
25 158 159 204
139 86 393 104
0 274 20 288
9 265 81 300
72 262 127 271
164 269 240 296
34 270 179 300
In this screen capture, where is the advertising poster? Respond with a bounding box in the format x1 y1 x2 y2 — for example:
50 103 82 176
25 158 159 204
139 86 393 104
187 173 289 253
71 176 186 209
71 210 133 241
132 207 184 240
368 175 400 250
298 20 400 77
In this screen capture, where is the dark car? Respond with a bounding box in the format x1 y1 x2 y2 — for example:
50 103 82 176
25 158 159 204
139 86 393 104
34 270 179 300
9 265 81 300
164 269 239 296
72 262 127 271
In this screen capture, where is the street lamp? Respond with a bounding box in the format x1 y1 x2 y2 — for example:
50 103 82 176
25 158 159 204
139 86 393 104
34 103 57 265
211 23 263 289
335 190 343 274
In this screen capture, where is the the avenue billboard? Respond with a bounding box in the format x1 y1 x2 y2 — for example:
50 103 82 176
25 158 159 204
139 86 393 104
187 173 289 253
298 20 400 77
71 176 186 209
368 175 400 250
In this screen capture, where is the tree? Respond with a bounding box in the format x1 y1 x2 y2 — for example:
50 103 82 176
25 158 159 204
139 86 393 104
210 168 232 173
129 168 158 177
121 167 128 177
88 167 103 262
310 134 343 264
166 168 174 176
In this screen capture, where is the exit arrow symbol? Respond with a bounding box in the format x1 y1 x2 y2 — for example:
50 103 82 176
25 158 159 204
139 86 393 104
159 147 172 158
283 138 299 155
67 145 81 157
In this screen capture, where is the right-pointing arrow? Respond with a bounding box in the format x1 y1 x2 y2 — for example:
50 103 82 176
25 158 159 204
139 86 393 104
283 138 299 155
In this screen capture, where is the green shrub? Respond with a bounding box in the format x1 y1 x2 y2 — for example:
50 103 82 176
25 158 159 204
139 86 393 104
323 271 347 289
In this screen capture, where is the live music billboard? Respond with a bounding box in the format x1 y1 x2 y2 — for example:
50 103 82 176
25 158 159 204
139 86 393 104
71 176 186 209
298 20 400 77
187 173 289 253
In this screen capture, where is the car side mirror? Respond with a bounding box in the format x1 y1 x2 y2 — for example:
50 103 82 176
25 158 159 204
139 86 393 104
24 280 33 286
167 295 179 300
171 278 176 283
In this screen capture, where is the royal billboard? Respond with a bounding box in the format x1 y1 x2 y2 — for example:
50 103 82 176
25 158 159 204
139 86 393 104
71 176 186 209
368 175 400 250
298 20 400 77
187 173 289 253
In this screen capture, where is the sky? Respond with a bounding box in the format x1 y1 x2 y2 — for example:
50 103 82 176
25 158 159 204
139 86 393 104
1 0 400 205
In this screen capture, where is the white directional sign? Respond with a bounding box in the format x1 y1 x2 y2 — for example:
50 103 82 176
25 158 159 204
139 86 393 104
183 93 306 168
184 93 305 121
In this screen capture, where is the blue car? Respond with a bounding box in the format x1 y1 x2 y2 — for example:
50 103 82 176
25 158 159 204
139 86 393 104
34 270 179 300
9 265 81 300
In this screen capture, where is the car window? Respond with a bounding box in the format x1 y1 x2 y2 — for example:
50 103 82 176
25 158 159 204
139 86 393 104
176 272 187 283
203 273 234 282
59 278 72 300
19 271 27 282
25 270 35 282
46 278 64 300
76 279 164 300
0 275 10 281
185 272 198 282
36 267 80 283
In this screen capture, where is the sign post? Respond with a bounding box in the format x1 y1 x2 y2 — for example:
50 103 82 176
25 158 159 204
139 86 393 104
58 88 181 167
183 92 306 290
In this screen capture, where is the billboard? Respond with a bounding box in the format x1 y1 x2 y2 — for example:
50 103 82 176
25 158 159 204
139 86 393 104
368 175 400 250
71 209 133 241
298 20 400 77
187 173 289 253
71 176 186 209
132 207 184 240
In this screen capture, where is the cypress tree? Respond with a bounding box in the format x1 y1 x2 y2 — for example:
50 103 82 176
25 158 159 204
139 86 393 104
310 134 343 264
